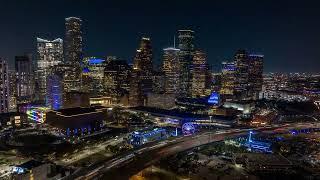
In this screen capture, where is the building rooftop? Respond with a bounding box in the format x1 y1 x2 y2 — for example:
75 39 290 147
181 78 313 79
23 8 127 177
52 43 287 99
235 153 292 166
56 107 98 116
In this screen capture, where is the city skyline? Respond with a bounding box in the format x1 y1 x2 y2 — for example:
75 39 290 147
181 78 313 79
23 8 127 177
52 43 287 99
1 1 320 179
1 0 320 72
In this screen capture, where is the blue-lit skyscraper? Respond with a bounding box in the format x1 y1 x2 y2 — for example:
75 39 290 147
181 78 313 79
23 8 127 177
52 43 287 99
46 74 63 110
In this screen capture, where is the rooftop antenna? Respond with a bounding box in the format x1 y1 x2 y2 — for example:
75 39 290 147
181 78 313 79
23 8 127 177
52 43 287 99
173 35 176 48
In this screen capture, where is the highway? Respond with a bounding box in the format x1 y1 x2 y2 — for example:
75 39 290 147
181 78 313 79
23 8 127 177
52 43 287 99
65 122 320 180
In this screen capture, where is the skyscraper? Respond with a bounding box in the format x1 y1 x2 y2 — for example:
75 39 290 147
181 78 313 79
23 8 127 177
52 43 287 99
129 70 144 107
178 30 194 97
191 50 208 97
133 37 153 72
65 17 83 91
129 37 153 106
15 55 33 104
46 73 63 110
104 58 131 95
234 49 250 100
152 71 165 94
36 38 63 102
130 37 153 104
248 54 264 99
162 47 180 94
220 61 236 100
8 70 17 112
82 57 106 96
0 59 9 113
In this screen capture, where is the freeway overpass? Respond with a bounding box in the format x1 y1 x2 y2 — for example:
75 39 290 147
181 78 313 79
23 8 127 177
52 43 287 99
66 122 320 180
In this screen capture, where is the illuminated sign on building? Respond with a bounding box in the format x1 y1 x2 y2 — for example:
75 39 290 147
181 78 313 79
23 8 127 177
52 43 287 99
88 58 105 65
26 106 49 123
208 92 220 105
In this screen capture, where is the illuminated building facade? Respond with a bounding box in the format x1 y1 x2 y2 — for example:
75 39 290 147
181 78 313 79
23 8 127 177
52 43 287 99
146 93 176 109
46 106 107 137
104 58 131 95
223 101 254 114
132 37 154 95
178 30 194 97
36 38 63 102
15 55 33 104
65 17 83 91
162 47 180 94
152 71 165 93
0 59 9 113
130 37 153 106
46 74 63 110
82 57 106 96
207 92 220 106
129 128 167 146
89 96 113 107
129 70 144 107
234 49 250 100
63 91 90 108
26 106 49 123
8 70 17 112
248 54 264 99
191 50 208 97
220 62 236 100
133 37 153 73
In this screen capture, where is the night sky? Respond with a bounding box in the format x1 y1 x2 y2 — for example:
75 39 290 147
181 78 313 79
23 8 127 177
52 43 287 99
1 0 320 72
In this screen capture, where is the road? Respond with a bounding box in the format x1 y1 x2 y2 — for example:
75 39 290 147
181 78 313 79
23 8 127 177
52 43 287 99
66 122 320 180
55 135 127 166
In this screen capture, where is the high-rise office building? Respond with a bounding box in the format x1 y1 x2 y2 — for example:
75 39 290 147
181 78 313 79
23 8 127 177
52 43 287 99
0 59 9 113
178 30 194 97
191 50 208 97
129 70 144 107
36 38 63 102
248 54 264 99
162 47 180 94
133 37 153 73
8 70 17 112
104 58 131 95
152 71 165 94
46 73 63 110
220 62 236 100
130 37 153 104
65 17 82 64
65 17 82 91
15 55 33 104
234 49 250 100
82 57 106 96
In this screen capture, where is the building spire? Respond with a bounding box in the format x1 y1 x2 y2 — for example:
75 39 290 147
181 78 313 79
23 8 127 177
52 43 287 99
173 35 176 48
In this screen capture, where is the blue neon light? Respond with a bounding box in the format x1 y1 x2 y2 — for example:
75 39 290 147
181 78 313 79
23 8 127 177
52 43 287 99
88 58 105 65
83 67 90 73
208 92 219 105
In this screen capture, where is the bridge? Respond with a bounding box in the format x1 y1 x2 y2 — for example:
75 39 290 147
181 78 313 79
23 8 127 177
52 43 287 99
65 122 320 180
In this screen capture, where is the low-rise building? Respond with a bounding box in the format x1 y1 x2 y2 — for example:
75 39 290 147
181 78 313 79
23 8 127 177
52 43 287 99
233 153 292 172
46 106 109 136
